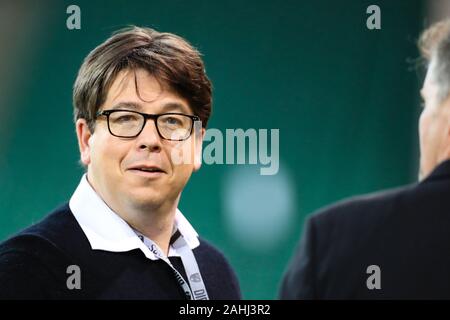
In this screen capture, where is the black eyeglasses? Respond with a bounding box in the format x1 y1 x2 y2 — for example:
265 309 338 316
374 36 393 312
96 109 200 141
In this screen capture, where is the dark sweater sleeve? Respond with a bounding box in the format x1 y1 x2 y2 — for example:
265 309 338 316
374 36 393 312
0 250 58 299
218 252 242 300
0 234 67 300
279 215 317 299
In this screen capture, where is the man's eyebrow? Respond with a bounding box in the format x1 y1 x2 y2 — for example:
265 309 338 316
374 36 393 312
106 101 191 113
161 102 191 114
109 102 144 111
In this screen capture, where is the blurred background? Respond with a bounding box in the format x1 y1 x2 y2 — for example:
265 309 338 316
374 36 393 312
0 0 445 299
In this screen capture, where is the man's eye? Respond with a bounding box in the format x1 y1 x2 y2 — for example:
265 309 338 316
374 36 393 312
114 115 137 123
164 117 182 125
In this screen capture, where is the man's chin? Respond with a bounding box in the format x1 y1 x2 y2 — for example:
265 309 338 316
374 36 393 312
132 196 163 210
121 188 162 210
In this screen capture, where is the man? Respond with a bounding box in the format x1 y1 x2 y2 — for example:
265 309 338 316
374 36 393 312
280 20 450 299
0 27 241 299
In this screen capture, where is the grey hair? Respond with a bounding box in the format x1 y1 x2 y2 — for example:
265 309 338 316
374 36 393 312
431 39 450 102
419 19 450 103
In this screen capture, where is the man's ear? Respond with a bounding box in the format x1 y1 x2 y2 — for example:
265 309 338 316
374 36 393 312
441 100 450 162
76 119 93 166
193 124 205 172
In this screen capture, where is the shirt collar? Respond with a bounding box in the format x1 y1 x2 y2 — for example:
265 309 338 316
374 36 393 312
69 174 200 260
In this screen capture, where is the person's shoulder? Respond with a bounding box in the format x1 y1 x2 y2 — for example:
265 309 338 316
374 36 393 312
195 238 237 273
0 202 76 267
195 238 242 299
0 203 75 299
196 238 229 260
310 183 417 228
18 202 74 240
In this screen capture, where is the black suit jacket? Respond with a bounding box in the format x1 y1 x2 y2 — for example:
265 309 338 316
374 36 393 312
280 159 450 299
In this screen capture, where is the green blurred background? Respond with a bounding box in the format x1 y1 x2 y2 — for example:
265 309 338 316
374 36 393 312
0 0 426 298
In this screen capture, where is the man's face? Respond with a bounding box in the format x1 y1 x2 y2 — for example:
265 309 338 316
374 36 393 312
419 60 450 180
76 68 204 214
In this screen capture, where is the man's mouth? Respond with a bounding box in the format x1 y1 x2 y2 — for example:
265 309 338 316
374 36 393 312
128 165 166 176
134 167 164 173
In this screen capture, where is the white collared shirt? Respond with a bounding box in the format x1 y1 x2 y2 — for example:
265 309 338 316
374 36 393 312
69 174 200 261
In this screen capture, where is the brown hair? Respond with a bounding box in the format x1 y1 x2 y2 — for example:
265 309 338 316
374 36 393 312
73 26 212 130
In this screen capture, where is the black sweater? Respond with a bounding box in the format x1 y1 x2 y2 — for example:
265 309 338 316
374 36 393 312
0 203 241 300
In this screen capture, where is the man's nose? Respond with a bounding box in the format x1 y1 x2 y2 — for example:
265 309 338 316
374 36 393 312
136 119 162 152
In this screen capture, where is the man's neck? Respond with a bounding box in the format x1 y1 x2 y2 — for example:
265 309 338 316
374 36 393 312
123 201 178 256
128 205 176 256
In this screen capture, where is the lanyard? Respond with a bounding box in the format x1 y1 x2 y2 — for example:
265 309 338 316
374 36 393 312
172 233 209 300
135 230 209 300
